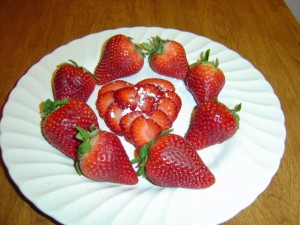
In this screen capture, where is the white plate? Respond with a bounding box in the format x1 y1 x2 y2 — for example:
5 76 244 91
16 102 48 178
0 27 286 225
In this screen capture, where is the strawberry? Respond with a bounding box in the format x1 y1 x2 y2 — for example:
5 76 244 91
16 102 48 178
95 90 115 118
114 87 139 111
131 132 215 189
185 101 241 150
53 60 95 102
136 78 175 92
185 49 225 104
142 36 189 80
75 126 138 185
41 98 99 160
157 97 180 123
130 116 162 148
98 80 134 96
104 103 124 136
136 83 163 115
150 109 172 130
120 111 144 143
94 34 145 85
164 90 182 109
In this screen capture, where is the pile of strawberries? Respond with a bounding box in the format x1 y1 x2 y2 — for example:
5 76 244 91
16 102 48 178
40 33 241 189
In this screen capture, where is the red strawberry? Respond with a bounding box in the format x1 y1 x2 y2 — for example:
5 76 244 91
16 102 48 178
136 83 163 115
104 103 124 136
95 90 115 118
142 36 189 80
150 109 172 130
130 116 162 148
164 91 182 109
75 126 138 185
157 97 180 123
136 78 175 92
131 133 215 189
185 101 241 150
53 60 95 102
185 49 225 104
41 99 99 160
94 34 145 85
120 111 144 143
114 87 139 111
98 80 134 96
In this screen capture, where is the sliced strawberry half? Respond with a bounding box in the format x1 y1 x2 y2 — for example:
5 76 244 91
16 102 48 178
96 90 115 118
120 111 144 143
130 116 162 148
157 97 180 123
136 83 163 115
150 109 172 130
136 78 175 92
98 80 134 96
138 97 158 116
164 91 182 109
114 87 139 111
104 103 124 136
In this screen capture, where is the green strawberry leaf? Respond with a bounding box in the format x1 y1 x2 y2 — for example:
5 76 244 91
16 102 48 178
75 125 100 158
141 42 153 52
41 98 68 118
75 160 82 175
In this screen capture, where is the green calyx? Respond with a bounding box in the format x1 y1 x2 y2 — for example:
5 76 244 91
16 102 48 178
58 59 90 73
140 36 167 61
75 124 99 176
75 124 100 158
131 129 173 176
41 98 68 118
190 49 219 68
126 36 147 58
230 103 242 124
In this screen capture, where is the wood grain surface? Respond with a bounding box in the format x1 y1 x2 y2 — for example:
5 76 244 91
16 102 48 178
0 0 299 224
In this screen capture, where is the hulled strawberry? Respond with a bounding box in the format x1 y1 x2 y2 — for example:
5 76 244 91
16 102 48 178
142 36 189 80
75 126 138 185
185 101 241 150
132 132 215 189
41 99 99 160
94 34 145 85
53 60 96 102
185 49 225 104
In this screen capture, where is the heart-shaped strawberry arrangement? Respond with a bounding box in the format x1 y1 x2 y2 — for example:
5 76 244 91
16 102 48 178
96 78 181 149
40 34 241 189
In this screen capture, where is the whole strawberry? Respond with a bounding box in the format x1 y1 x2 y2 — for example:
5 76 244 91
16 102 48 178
94 34 145 85
185 101 241 150
132 131 215 189
41 98 99 160
75 126 138 185
185 49 225 104
53 60 96 102
142 36 189 80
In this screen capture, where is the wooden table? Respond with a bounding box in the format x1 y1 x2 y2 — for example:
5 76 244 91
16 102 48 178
0 0 299 224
